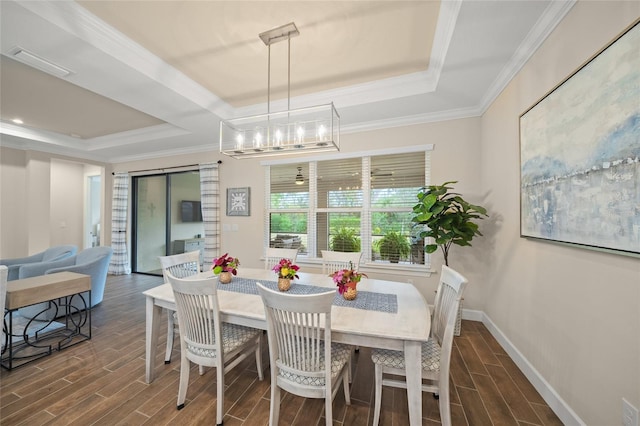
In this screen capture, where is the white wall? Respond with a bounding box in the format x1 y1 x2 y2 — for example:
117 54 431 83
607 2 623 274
0 147 105 257
481 2 639 424
50 159 84 247
0 147 28 257
25 151 52 253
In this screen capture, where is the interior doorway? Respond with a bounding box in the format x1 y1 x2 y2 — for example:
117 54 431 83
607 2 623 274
85 175 102 249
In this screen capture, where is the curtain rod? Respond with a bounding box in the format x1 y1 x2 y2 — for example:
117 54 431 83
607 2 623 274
112 160 222 175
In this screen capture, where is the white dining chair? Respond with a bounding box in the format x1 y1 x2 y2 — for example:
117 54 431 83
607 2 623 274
256 282 351 426
166 271 263 425
158 250 201 364
320 250 362 275
370 265 468 426
264 247 298 271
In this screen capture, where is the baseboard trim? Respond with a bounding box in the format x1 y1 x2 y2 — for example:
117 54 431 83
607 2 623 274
478 312 586 426
460 307 483 322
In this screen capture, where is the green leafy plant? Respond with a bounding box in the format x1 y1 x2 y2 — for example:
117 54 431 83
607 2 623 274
330 227 361 252
212 253 240 275
378 231 411 263
412 181 488 266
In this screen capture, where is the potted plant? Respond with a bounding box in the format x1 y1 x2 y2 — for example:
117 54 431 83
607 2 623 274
378 231 411 263
212 253 240 284
332 261 367 300
330 227 361 252
411 181 488 266
271 258 300 291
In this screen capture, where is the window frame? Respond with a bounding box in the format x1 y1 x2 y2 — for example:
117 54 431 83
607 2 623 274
263 145 434 274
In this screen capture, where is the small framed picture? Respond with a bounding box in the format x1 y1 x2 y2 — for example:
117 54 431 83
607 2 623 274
226 187 250 216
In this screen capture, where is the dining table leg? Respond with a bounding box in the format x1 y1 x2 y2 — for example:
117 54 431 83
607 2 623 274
145 296 162 383
404 340 422 425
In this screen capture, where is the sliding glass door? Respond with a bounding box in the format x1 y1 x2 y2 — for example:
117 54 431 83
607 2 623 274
132 171 203 275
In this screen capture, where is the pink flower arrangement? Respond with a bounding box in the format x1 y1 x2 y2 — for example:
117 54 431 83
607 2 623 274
212 253 240 275
272 258 299 279
332 263 367 295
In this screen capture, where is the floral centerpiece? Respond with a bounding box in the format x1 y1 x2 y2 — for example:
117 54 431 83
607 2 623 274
212 253 239 283
272 258 299 291
333 262 367 300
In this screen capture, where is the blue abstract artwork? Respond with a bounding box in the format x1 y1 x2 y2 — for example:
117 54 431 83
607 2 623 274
520 21 639 256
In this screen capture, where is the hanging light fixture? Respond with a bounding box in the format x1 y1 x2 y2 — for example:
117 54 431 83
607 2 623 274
295 166 305 185
220 22 340 159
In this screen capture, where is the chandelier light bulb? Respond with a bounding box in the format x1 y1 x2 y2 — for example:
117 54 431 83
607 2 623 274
254 129 263 148
317 123 326 140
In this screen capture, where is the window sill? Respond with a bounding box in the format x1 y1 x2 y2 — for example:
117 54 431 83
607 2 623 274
360 262 435 278
294 257 435 278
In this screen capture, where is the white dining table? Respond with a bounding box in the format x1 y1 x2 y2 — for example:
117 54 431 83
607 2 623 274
143 267 430 424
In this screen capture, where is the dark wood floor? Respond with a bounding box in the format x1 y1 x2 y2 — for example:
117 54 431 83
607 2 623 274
1 273 563 425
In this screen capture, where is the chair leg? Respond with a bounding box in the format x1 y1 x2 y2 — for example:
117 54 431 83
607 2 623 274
255 335 264 381
269 378 281 426
176 352 190 409
342 368 351 405
165 311 174 364
438 378 451 426
372 363 383 426
325 392 333 426
217 359 225 426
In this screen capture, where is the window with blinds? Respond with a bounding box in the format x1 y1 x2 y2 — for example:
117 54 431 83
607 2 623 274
370 153 425 264
269 164 309 253
266 148 430 267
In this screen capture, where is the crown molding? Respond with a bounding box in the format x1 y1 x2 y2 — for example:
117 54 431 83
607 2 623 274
341 105 482 135
107 143 215 164
86 124 191 151
0 121 85 149
0 132 105 163
476 0 577 114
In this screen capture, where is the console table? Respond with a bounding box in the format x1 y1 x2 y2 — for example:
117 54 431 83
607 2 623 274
173 238 204 266
2 271 92 370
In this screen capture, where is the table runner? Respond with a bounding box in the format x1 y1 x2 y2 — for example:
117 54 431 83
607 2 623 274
218 277 397 314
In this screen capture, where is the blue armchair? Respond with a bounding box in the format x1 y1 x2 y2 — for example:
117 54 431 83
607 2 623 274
0 245 77 281
18 246 113 320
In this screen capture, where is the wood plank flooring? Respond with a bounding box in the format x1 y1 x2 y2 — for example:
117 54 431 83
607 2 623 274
1 273 563 425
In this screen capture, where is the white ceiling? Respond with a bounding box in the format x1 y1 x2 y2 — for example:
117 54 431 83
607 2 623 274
0 0 574 163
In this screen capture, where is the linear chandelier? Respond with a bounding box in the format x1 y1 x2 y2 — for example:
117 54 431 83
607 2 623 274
220 22 340 159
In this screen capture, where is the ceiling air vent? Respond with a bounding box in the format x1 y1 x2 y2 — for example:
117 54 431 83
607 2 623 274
11 47 73 78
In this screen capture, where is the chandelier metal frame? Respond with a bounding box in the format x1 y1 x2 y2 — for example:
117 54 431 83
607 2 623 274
219 22 340 159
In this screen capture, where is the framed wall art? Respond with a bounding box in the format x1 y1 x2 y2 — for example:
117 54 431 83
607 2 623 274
519 20 639 257
227 187 250 216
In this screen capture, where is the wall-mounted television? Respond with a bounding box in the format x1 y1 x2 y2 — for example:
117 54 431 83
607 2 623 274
180 200 202 222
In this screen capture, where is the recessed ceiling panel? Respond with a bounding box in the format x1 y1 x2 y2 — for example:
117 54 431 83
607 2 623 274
0 56 164 139
78 1 439 107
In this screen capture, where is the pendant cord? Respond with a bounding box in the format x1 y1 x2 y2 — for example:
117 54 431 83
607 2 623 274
267 44 271 116
287 36 291 112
